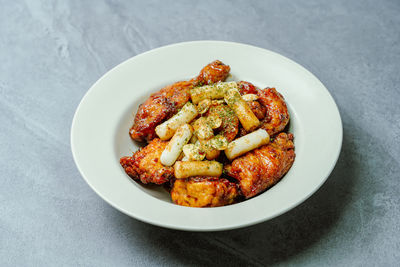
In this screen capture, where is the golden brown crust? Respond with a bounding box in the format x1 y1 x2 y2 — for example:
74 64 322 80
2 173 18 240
226 133 295 198
237 81 267 127
120 138 174 184
237 81 289 136
129 61 230 142
258 88 290 136
237 81 258 95
194 60 231 86
247 100 267 120
129 93 174 142
158 81 193 109
171 177 238 207
129 81 192 142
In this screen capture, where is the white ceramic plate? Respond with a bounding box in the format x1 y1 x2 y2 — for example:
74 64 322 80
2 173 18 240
71 41 342 231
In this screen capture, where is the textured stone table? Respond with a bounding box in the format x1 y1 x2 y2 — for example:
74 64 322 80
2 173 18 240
1 1 399 266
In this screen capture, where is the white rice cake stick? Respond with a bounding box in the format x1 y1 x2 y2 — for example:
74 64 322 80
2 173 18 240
160 124 193 166
155 102 198 140
190 82 237 104
224 128 270 160
174 160 223 179
224 88 260 132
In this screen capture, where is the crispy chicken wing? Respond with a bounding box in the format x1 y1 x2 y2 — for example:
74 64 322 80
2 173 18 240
129 93 176 142
237 81 267 124
171 177 238 207
258 87 290 136
247 100 267 120
226 133 295 198
195 60 231 86
237 81 289 136
237 81 258 95
129 60 230 142
120 138 174 184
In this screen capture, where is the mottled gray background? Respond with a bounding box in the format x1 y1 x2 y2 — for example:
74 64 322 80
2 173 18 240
1 0 399 266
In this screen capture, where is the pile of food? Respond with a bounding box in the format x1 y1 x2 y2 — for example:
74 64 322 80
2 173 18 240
120 60 295 207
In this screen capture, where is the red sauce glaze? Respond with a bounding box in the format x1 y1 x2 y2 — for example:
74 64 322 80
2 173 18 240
120 138 174 184
195 60 231 86
258 88 290 136
237 81 258 95
226 133 295 198
129 93 176 142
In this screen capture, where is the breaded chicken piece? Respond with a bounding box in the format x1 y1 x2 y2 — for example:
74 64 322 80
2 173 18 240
129 93 176 142
120 138 174 184
237 81 267 122
237 81 289 136
195 60 231 86
258 87 290 136
129 81 192 142
247 100 267 120
226 133 295 198
171 177 238 207
129 60 230 142
237 81 258 95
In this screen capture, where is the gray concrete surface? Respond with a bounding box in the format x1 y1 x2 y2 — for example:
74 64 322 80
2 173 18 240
1 0 399 266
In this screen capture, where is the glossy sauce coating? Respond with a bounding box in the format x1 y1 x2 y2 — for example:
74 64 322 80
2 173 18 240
226 133 295 198
258 87 290 136
237 81 266 126
120 138 174 184
237 81 289 136
195 60 231 86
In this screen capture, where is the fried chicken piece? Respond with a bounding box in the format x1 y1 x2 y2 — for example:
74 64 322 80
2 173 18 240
247 100 267 120
226 133 295 198
258 87 290 136
129 81 192 142
129 60 230 142
129 93 175 142
120 138 174 184
237 127 247 138
236 100 267 138
237 81 258 95
195 60 231 86
171 177 238 207
237 81 267 120
238 81 289 136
